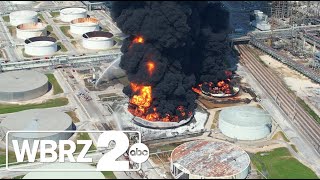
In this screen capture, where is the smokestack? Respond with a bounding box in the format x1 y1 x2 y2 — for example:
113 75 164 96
111 1 230 122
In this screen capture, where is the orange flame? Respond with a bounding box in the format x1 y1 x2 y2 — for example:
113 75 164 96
133 36 144 44
128 83 191 122
146 61 155 76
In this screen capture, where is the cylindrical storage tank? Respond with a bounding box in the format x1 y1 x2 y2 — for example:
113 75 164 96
25 36 57 56
60 7 87 23
70 17 100 35
16 22 47 40
170 140 250 179
1 109 74 148
219 106 272 140
82 31 114 50
23 163 105 179
9 10 38 26
0 70 49 102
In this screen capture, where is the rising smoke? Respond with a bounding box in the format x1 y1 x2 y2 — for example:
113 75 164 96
111 1 230 121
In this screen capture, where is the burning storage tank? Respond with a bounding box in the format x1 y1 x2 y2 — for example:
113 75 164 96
82 31 114 50
70 17 100 35
0 70 48 102
23 163 105 179
16 22 47 40
170 140 250 179
9 10 38 26
1 109 74 147
25 36 57 56
60 7 87 23
111 2 231 124
219 106 272 140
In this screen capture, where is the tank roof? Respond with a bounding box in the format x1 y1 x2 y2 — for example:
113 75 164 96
83 31 113 38
0 70 48 93
219 106 272 127
1 109 72 138
25 36 57 44
171 140 250 178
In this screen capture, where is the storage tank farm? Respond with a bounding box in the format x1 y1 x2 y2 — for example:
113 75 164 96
70 17 100 35
1 109 74 147
0 70 49 102
9 10 38 26
170 140 251 179
16 22 47 40
24 36 58 56
218 106 272 140
60 7 87 23
82 31 114 50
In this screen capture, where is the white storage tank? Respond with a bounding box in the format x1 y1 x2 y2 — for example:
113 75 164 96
170 140 251 179
219 106 272 140
1 109 74 147
16 22 47 40
82 31 114 50
70 17 100 35
9 10 38 26
24 36 57 56
0 70 49 102
60 7 87 23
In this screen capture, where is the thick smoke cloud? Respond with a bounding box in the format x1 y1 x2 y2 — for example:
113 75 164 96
111 1 230 120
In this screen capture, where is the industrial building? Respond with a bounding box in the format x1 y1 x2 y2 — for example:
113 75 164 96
0 70 48 102
70 17 100 35
23 163 105 179
82 31 114 50
24 36 58 56
1 109 74 147
16 22 47 40
251 10 271 31
60 7 87 23
271 1 292 19
219 106 272 141
170 140 251 179
9 10 38 26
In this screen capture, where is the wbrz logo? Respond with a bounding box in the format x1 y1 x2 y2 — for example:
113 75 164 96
6 131 149 171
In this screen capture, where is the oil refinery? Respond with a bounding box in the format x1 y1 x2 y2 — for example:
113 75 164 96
0 1 319 179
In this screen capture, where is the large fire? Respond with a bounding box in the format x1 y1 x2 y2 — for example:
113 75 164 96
128 82 191 122
128 49 192 122
192 71 234 96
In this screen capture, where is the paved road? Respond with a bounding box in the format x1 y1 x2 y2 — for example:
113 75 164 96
41 11 78 55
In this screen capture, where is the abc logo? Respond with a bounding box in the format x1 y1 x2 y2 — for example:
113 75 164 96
128 143 149 163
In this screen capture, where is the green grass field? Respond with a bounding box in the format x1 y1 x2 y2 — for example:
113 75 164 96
59 26 73 39
75 133 96 153
251 148 318 179
102 171 117 179
46 74 63 95
50 11 60 18
0 98 69 114
2 15 9 22
297 97 320 124
57 42 67 52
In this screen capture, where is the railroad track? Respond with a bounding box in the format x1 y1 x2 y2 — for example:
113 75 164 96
237 44 320 154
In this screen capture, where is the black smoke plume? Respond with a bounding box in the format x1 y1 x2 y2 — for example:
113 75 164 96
111 1 230 121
